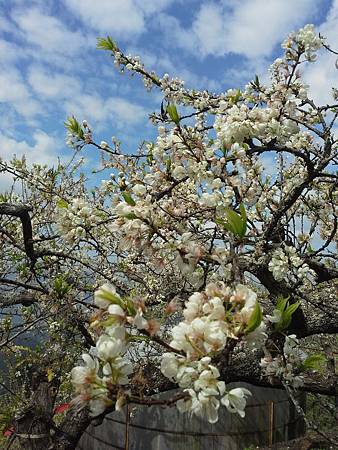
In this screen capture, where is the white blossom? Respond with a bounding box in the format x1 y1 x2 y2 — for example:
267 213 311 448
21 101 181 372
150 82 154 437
71 353 99 389
96 335 126 362
94 283 121 309
221 387 251 418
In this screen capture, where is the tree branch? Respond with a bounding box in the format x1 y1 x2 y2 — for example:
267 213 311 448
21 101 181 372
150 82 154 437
0 203 36 264
0 293 36 307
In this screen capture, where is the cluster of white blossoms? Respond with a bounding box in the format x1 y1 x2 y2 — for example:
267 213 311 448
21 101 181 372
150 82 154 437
71 283 153 415
159 282 266 422
170 283 264 355
110 192 153 251
66 130 84 149
71 282 263 421
56 198 102 244
260 335 307 389
160 73 186 101
211 24 323 157
282 24 323 62
72 354 113 416
214 103 300 149
162 355 251 423
71 316 132 416
268 246 316 282
113 50 157 91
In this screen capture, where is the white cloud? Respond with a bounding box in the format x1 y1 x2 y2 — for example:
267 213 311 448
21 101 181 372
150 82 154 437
27 66 82 99
0 171 16 194
0 15 14 33
191 3 227 56
64 94 107 123
12 7 88 56
106 97 148 125
0 130 61 166
222 0 318 58
0 39 25 63
64 93 148 129
303 54 338 105
179 68 221 91
0 70 29 103
64 0 143 36
319 0 338 41
157 13 196 53
0 68 42 119
63 0 173 37
135 0 173 15
159 0 318 59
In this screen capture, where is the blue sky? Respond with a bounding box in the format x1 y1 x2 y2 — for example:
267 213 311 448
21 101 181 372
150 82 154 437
0 0 337 190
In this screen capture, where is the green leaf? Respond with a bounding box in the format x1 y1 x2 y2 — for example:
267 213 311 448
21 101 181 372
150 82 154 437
122 191 136 206
166 103 180 124
244 301 262 334
221 205 247 238
229 89 242 103
47 368 54 382
0 193 10 202
225 209 242 233
276 296 289 312
125 213 137 220
166 158 172 174
147 144 154 164
307 244 314 254
239 203 247 235
286 302 301 316
53 276 72 298
275 300 300 332
64 116 84 140
251 74 260 89
57 199 68 209
97 36 117 52
300 354 326 372
125 297 136 316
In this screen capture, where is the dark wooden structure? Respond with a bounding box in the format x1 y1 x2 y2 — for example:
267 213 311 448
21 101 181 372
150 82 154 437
77 383 305 450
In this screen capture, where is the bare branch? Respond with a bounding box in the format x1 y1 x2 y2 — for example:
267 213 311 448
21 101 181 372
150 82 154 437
0 293 36 307
0 203 36 264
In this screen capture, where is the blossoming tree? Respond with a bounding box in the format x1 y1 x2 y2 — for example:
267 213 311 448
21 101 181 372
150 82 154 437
0 25 337 449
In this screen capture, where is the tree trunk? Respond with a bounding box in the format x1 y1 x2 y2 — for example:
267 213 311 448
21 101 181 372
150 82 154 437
13 379 91 450
15 381 53 450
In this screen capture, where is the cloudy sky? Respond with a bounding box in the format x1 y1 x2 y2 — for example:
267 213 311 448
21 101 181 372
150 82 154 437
0 0 337 182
